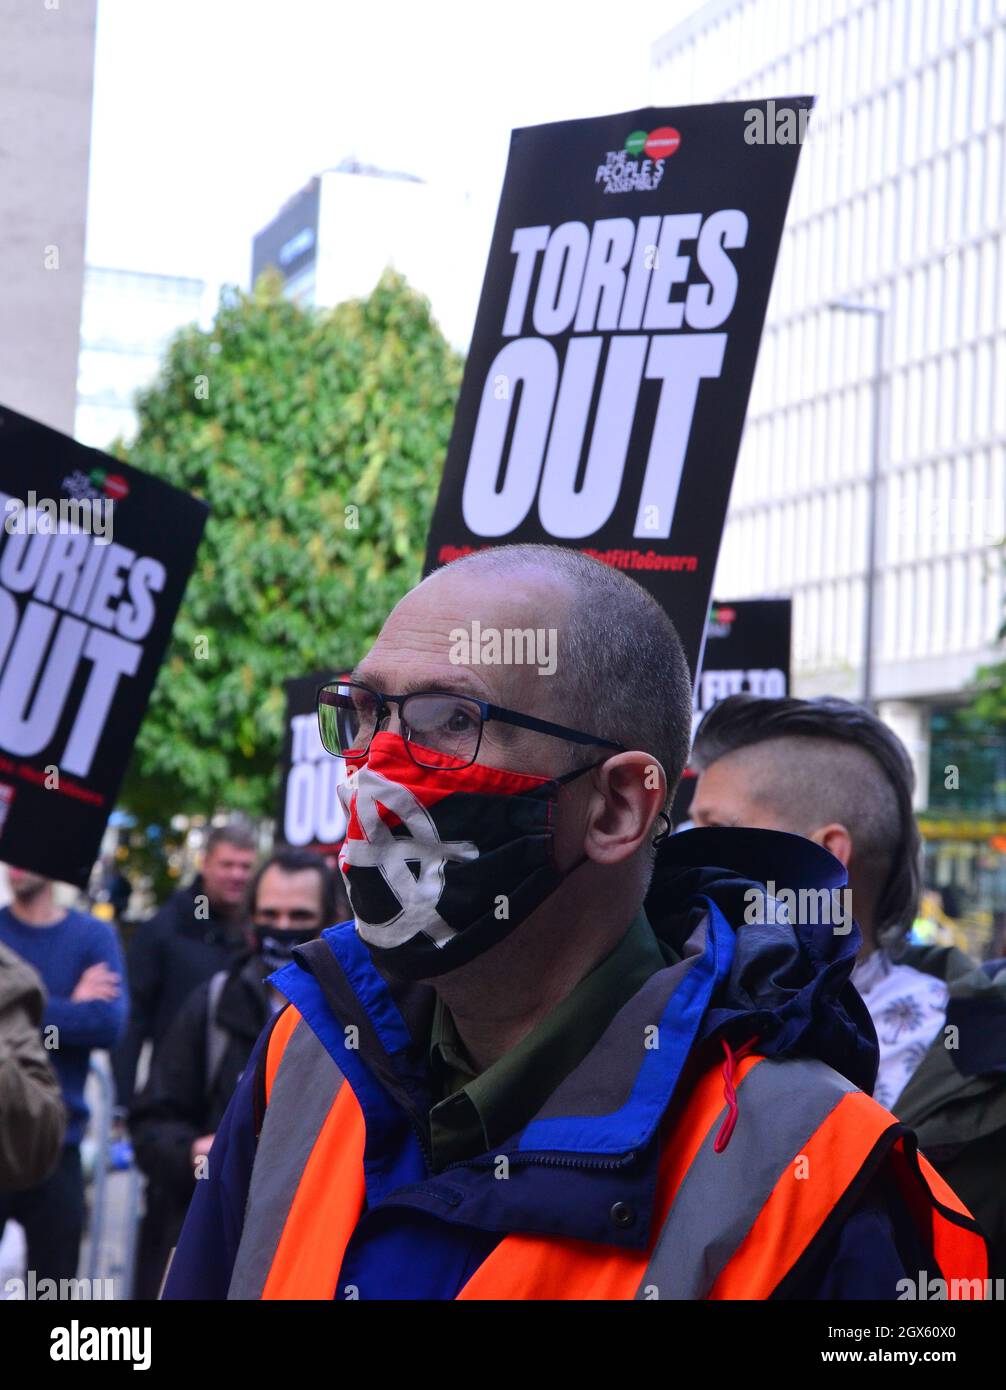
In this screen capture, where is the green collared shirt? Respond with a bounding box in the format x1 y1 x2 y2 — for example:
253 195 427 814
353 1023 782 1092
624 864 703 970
427 910 667 1171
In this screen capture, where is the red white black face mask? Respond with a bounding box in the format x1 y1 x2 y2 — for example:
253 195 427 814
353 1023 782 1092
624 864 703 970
335 732 595 981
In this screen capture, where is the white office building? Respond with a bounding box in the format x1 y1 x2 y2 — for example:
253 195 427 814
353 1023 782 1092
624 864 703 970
1 0 98 436
75 266 207 450
652 0 1006 916
251 160 479 350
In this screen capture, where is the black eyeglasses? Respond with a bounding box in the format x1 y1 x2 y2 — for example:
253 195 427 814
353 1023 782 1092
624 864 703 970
317 680 625 771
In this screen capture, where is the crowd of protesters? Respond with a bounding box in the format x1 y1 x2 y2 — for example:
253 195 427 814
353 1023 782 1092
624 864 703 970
0 550 1004 1300
0 824 346 1297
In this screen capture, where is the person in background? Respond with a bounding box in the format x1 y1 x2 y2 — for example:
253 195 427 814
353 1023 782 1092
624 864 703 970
94 854 133 923
911 884 965 949
690 693 1006 1279
113 821 257 1109
0 866 127 1282
0 940 66 1190
129 848 343 1299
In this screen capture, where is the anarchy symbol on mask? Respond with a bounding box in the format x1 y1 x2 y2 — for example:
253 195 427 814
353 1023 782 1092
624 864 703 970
341 768 479 948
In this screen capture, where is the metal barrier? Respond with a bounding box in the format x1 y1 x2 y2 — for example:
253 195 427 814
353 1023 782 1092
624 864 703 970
84 1056 142 1299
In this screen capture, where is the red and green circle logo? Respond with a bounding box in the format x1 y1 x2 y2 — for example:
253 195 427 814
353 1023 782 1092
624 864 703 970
88 466 130 501
644 126 681 159
102 473 129 501
624 127 682 160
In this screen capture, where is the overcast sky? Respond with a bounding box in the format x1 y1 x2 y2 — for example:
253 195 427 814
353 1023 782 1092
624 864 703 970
85 0 703 301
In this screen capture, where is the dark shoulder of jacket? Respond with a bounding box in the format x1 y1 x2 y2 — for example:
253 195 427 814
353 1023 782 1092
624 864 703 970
771 1163 926 1299
252 1005 291 1139
149 880 200 933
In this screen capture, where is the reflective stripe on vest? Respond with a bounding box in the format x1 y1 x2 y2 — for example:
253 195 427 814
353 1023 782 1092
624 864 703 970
635 1054 858 1299
228 1013 363 1300
231 1007 988 1300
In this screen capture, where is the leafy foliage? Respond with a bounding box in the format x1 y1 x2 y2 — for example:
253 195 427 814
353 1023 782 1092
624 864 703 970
959 540 1006 733
118 268 462 819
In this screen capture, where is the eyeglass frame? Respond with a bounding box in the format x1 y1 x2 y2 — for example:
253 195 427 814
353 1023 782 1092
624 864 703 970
316 679 626 769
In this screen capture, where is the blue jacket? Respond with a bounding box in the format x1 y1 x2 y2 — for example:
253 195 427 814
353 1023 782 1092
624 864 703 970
164 827 930 1300
0 907 127 1147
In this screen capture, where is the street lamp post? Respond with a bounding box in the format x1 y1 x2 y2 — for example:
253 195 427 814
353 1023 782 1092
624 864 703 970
828 298 887 710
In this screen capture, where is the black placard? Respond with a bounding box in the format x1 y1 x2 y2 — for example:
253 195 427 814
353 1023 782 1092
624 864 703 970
276 669 353 854
424 100 811 676
673 597 793 823
0 406 208 885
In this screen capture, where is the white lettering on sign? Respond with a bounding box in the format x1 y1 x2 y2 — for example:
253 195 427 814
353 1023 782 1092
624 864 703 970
463 211 748 541
0 500 165 777
284 712 350 847
690 667 788 740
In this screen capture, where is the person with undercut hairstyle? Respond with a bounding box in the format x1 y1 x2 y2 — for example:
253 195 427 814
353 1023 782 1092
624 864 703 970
691 693 1006 1278
164 547 985 1300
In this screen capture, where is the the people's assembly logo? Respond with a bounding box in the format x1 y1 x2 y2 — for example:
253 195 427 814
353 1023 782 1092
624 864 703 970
596 126 681 194
61 467 130 504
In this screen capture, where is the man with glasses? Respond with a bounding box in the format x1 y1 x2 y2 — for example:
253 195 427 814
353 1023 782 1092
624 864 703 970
164 544 986 1300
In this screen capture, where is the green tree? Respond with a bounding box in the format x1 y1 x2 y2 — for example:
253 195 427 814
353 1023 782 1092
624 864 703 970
118 268 463 820
960 538 1006 731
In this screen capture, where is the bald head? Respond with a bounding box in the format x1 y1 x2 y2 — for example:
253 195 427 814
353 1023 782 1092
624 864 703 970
366 544 692 793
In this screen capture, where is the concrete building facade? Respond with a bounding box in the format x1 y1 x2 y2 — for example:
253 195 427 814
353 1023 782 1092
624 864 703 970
653 0 1006 923
0 0 98 435
75 266 207 449
251 160 478 350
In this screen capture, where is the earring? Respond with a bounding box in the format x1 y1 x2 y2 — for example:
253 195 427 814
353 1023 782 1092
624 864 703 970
653 811 672 845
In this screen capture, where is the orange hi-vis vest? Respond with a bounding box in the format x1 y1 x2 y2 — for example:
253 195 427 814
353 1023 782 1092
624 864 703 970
226 1005 989 1300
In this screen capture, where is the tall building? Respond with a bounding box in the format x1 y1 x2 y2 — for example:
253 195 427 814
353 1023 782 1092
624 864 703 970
75 266 207 450
653 0 1006 923
251 160 478 349
0 0 98 435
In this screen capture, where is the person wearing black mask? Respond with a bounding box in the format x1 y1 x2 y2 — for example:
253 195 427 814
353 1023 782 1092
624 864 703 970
165 546 987 1302
129 848 343 1299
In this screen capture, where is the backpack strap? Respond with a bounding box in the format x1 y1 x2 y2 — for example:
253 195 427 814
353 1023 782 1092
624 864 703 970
204 970 230 1096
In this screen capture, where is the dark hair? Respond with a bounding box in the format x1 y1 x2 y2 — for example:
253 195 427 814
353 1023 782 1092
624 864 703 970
205 819 258 856
443 544 693 799
246 847 343 928
691 694 922 946
938 883 962 919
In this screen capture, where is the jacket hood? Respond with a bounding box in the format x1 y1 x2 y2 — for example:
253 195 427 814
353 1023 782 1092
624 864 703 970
896 943 1006 1080
886 943 1006 1154
647 827 879 1095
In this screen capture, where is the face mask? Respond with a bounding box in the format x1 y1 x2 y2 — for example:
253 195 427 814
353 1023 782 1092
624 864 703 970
336 731 596 980
253 926 321 973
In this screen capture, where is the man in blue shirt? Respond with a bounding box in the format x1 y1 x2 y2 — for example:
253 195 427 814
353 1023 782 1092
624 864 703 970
0 864 128 1282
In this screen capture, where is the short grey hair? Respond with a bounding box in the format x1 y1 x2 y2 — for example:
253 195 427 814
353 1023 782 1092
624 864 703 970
438 544 693 797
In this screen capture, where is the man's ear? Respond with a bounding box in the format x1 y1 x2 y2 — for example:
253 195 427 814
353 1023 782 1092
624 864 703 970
810 822 853 869
583 753 667 866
